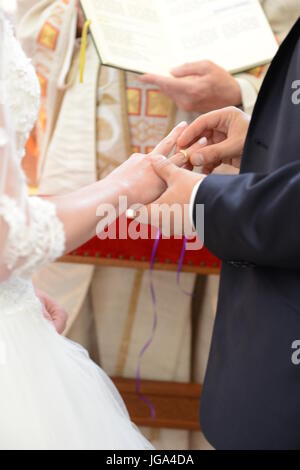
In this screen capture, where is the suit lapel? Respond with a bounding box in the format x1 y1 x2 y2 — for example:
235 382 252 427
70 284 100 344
241 18 300 173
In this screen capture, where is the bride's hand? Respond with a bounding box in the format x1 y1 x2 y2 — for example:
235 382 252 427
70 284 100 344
35 288 68 335
105 122 189 207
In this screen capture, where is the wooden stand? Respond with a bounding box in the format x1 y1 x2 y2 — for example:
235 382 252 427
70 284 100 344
60 255 220 276
113 378 202 431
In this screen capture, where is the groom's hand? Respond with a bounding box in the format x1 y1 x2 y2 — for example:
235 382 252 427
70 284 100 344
139 156 205 235
177 107 250 174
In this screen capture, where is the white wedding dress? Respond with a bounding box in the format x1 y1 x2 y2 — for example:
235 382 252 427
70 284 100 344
0 11 152 450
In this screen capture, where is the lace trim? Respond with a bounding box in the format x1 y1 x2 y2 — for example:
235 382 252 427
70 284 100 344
0 195 65 279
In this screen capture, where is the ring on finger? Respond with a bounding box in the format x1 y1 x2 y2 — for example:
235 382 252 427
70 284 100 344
179 149 189 162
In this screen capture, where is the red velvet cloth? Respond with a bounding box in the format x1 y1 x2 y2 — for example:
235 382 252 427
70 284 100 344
68 217 221 270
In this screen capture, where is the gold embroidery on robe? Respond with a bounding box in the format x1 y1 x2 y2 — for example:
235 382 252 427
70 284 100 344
37 22 59 51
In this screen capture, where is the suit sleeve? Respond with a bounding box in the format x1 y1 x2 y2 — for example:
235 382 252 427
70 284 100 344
193 161 300 269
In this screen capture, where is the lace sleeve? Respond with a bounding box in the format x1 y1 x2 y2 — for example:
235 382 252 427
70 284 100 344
0 196 65 280
0 11 65 281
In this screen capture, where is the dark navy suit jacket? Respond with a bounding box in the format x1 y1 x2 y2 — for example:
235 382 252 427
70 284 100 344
193 19 300 450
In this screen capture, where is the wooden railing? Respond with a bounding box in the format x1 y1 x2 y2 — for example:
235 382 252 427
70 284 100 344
112 378 202 431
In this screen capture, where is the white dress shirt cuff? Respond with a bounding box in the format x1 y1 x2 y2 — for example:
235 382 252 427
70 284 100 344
189 177 206 231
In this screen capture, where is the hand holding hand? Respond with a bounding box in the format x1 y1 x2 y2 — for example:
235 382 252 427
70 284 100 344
177 106 251 173
139 156 205 236
105 122 191 207
141 61 242 114
35 288 68 334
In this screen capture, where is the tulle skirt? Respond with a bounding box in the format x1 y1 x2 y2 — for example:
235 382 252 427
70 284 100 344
0 278 152 450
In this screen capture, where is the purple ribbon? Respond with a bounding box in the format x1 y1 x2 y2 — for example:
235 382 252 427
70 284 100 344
136 235 193 420
135 229 161 420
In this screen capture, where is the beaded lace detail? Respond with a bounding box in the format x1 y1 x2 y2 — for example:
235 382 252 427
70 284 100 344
0 195 65 280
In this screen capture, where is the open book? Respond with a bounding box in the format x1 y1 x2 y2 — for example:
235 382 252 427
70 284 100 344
80 0 278 76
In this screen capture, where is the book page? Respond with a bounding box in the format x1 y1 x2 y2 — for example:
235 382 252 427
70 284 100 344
158 0 278 73
81 0 172 75
81 0 278 75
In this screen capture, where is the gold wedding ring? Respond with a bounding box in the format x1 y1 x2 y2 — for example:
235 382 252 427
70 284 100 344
179 149 189 162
